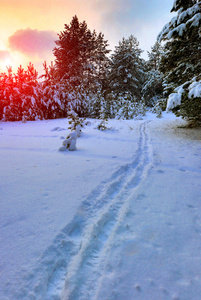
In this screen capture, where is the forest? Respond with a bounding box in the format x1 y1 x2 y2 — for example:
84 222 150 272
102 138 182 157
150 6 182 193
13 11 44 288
0 0 200 126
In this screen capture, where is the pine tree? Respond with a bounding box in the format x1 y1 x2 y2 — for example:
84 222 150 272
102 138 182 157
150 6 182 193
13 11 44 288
41 62 68 119
158 0 201 125
0 64 43 121
52 16 111 117
18 63 43 121
171 0 197 12
93 32 111 96
142 41 164 107
53 16 96 90
0 67 21 121
158 0 201 94
53 16 95 87
109 35 145 99
147 42 164 72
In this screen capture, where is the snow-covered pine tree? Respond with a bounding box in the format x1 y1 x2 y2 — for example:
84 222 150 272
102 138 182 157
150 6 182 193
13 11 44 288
41 62 68 119
52 16 111 117
158 0 201 93
1 64 43 121
115 92 146 120
171 0 197 12
147 41 164 72
0 72 5 119
158 0 201 125
1 66 21 121
106 35 146 119
88 89 104 118
142 42 164 107
19 63 43 121
67 109 86 136
53 16 96 87
109 35 145 100
0 69 9 120
97 105 109 130
93 32 111 97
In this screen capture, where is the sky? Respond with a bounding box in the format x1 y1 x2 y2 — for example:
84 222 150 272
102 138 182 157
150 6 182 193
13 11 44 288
0 0 174 75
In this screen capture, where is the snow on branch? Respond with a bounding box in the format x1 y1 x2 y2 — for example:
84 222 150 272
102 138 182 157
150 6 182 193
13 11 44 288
178 4 201 23
167 23 186 39
188 81 201 98
187 12 201 27
166 79 201 111
158 2 201 42
166 93 182 111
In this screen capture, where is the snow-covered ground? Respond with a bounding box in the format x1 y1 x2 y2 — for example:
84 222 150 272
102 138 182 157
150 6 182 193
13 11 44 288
0 113 201 300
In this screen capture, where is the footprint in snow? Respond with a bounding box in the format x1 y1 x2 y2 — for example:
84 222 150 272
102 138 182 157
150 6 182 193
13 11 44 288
157 169 165 174
179 168 186 172
51 127 66 131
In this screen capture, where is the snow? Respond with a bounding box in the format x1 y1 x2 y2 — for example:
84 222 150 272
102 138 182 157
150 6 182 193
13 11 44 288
167 23 186 39
31 96 36 106
166 79 201 111
158 2 201 41
187 12 201 27
59 131 78 151
178 4 201 24
189 80 201 98
0 113 201 300
166 93 182 111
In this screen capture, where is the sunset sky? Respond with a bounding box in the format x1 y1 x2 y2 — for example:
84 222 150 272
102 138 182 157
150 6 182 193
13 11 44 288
0 0 174 74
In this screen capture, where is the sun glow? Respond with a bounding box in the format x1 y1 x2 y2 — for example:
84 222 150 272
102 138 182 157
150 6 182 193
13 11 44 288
4 58 12 68
0 50 28 73
0 58 12 73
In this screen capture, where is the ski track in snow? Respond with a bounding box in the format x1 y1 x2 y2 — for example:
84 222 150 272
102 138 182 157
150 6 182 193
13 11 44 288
19 121 153 300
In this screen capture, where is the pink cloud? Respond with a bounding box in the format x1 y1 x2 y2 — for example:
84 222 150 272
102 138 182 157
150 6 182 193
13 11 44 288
8 28 57 57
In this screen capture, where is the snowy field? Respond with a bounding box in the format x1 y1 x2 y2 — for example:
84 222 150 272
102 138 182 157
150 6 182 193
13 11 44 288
0 113 201 300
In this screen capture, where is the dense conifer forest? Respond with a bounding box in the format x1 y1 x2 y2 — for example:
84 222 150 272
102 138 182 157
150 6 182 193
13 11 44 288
0 0 200 125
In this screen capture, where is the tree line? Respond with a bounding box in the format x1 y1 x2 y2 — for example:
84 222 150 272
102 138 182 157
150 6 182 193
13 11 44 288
0 0 200 125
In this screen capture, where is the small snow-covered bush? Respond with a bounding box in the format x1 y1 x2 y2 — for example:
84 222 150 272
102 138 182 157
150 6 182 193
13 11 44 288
67 110 86 136
152 97 167 117
59 131 77 151
97 120 108 131
96 106 109 131
59 110 86 151
22 111 27 123
116 97 146 120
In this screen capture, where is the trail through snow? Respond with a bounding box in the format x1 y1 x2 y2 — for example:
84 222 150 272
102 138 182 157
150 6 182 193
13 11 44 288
60 121 152 300
0 114 201 300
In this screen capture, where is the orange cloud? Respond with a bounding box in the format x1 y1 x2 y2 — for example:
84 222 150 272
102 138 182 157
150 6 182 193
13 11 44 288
8 29 57 57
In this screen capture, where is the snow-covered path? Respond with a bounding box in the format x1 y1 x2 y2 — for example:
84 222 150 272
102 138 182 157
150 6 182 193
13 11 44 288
59 121 152 300
0 114 201 300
